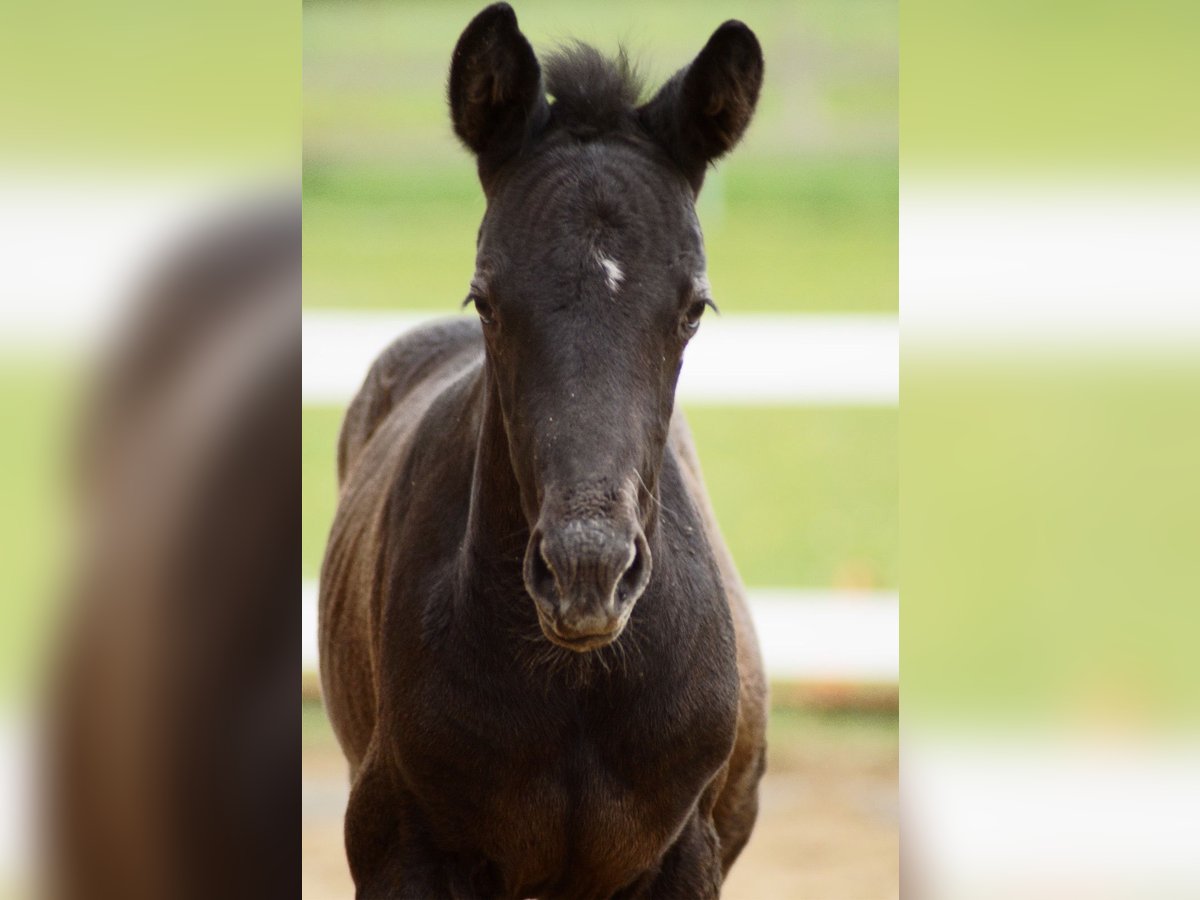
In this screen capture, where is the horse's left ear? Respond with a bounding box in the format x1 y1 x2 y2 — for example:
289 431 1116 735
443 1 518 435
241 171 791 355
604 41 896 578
448 3 549 186
638 21 763 193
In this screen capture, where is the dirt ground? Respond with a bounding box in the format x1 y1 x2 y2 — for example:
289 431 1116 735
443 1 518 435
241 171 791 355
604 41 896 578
302 706 898 899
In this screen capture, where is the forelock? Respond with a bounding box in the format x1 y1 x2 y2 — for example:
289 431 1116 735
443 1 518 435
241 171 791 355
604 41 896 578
543 43 644 137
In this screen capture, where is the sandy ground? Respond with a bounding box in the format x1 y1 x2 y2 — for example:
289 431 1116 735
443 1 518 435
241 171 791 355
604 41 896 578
302 708 898 899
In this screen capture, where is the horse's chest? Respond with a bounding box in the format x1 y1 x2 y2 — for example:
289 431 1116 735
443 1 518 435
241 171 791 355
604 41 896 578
479 755 678 890
399 681 733 891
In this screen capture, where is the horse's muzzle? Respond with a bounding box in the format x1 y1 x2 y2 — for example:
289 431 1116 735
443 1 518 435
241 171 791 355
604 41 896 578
523 519 651 651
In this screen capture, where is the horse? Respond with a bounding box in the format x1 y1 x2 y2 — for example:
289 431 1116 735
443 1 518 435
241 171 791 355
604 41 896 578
49 200 300 900
319 5 766 897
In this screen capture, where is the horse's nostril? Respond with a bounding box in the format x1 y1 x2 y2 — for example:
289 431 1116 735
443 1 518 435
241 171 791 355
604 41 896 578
616 534 650 604
529 537 557 601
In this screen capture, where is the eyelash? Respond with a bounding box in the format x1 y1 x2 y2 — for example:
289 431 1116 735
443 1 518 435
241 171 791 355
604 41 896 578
463 291 495 326
473 295 495 325
683 297 717 333
464 290 714 332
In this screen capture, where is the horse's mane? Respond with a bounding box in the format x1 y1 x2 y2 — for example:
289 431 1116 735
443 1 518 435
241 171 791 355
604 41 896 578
543 43 646 135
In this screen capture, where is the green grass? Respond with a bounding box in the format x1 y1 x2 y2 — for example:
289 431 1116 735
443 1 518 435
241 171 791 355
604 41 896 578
768 704 898 750
902 0 1200 168
303 404 897 589
0 363 75 704
304 696 338 750
689 405 897 589
1 0 298 166
903 360 1200 725
303 405 343 582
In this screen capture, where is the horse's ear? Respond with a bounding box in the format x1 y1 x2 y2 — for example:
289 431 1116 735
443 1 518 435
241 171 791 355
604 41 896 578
448 3 548 183
638 21 763 192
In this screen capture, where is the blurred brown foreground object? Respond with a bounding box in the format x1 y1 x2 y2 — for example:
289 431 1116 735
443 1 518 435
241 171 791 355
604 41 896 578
43 199 300 900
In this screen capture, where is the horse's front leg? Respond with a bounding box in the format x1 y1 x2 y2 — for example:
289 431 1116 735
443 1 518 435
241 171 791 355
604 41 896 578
616 811 724 900
344 754 486 900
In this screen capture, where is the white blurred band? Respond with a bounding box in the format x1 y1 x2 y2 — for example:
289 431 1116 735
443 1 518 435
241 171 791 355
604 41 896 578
903 179 1200 349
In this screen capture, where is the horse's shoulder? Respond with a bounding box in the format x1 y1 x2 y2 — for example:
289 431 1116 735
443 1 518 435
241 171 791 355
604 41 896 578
338 318 482 482
372 318 482 388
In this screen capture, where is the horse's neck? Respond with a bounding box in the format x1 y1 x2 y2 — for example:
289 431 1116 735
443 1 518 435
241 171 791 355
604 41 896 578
463 374 530 567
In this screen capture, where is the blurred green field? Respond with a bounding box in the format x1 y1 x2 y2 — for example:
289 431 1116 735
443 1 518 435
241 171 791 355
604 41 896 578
0 0 297 166
0 365 74 704
904 361 1200 724
303 404 897 588
902 0 1200 168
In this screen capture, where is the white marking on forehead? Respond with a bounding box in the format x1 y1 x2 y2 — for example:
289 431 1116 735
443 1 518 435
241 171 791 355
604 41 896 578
692 271 712 298
596 253 624 295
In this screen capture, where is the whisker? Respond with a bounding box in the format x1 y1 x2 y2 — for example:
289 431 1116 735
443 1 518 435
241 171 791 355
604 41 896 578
635 468 682 524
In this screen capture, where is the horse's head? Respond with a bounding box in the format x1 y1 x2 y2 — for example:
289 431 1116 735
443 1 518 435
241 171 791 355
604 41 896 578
449 3 762 651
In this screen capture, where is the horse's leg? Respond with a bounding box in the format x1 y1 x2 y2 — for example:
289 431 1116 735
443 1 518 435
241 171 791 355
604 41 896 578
713 737 766 873
615 811 724 900
344 760 425 898
344 749 480 899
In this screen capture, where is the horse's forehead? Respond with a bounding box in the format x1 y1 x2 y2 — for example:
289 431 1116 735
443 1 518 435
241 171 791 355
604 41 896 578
480 148 703 293
503 145 688 223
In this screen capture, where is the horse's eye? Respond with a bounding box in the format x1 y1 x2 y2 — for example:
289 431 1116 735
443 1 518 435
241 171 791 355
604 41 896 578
473 295 496 326
683 300 708 333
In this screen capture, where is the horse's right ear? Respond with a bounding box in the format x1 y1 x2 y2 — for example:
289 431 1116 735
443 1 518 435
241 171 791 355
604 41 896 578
448 3 548 183
638 21 764 193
